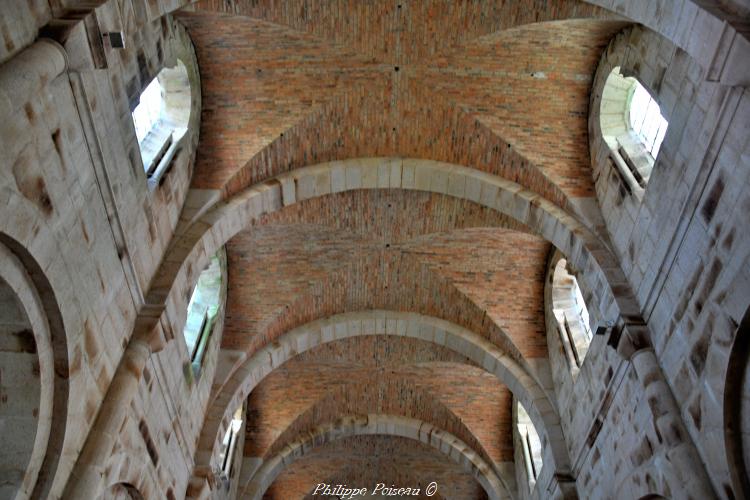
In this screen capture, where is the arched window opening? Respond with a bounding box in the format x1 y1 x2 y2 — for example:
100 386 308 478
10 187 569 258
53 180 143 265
131 60 191 185
600 67 669 196
628 82 669 158
552 258 592 372
183 252 223 375
516 401 543 491
218 406 244 482
132 77 162 143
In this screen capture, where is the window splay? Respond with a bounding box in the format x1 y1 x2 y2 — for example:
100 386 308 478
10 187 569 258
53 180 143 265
183 252 223 375
552 259 592 372
599 67 669 196
131 60 191 185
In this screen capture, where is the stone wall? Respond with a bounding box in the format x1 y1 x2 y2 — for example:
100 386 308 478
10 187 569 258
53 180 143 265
587 24 750 498
0 1 747 499
0 0 203 497
0 36 139 496
543 249 624 468
0 275 39 498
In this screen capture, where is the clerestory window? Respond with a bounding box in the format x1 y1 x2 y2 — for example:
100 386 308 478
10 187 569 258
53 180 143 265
131 60 191 185
600 67 669 196
183 252 223 374
516 401 543 491
132 77 162 143
218 407 244 480
628 81 669 159
551 258 592 372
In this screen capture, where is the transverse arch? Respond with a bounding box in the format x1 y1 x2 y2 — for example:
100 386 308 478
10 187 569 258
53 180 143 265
153 158 638 376
195 311 570 485
240 414 509 500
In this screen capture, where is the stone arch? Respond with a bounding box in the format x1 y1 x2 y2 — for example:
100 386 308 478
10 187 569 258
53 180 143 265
161 19 202 183
587 26 708 277
725 304 750 498
0 189 70 499
240 414 509 500
582 0 749 87
101 482 145 500
155 157 656 490
167 158 612 284
0 243 47 499
196 311 569 486
550 255 595 373
613 451 683 500
98 448 162 500
153 158 640 372
126 19 201 191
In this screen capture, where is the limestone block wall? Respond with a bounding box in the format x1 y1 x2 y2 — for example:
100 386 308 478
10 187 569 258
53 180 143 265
3 0 202 301
0 276 39 498
90 236 227 498
0 0 204 497
582 0 750 87
546 320 625 475
1 0 201 67
0 2 747 499
543 251 625 466
588 24 750 499
0 38 140 497
649 87 750 499
574 363 661 497
0 0 51 65
589 26 702 304
98 301 228 499
70 0 202 301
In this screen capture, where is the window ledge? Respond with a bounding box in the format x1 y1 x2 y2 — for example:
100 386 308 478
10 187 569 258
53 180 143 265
147 128 187 190
609 147 645 200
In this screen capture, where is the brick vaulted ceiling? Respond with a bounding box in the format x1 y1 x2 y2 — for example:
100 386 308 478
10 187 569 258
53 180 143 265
179 2 628 498
180 1 626 202
266 436 487 499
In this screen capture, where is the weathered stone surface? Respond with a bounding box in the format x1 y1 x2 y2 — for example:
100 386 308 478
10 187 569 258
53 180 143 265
0 1 747 499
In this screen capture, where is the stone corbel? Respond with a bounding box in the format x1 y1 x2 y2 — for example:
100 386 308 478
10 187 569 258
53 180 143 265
134 302 173 353
607 316 651 360
186 465 219 499
40 2 109 71
545 471 578 500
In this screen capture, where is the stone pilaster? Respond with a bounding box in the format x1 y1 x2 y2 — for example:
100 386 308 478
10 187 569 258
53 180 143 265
61 316 159 499
613 323 717 499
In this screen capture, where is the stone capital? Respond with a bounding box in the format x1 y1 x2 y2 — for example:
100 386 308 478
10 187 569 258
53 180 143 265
607 317 652 360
